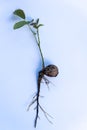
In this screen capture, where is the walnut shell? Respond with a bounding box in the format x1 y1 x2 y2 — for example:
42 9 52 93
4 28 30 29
42 64 59 77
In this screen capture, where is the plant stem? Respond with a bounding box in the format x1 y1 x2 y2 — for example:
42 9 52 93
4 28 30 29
28 25 45 69
37 29 45 68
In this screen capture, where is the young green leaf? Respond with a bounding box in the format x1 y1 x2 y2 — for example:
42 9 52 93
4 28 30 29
36 18 39 24
13 9 25 19
37 24 44 28
13 21 28 29
30 22 37 26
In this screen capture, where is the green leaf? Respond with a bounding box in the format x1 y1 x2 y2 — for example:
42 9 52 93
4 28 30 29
32 24 44 29
30 22 37 26
37 24 44 28
13 21 28 29
36 18 39 24
13 9 25 19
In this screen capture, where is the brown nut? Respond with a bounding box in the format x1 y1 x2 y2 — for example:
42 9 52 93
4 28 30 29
42 64 59 77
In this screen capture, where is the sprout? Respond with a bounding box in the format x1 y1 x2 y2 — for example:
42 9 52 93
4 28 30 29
13 9 59 128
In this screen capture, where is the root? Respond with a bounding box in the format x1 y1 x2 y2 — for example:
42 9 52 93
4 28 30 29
27 71 54 127
27 92 53 127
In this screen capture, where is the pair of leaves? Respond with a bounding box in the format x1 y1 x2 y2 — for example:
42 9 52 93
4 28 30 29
13 9 27 29
13 9 43 30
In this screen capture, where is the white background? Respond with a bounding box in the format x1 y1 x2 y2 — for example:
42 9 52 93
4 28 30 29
0 0 87 130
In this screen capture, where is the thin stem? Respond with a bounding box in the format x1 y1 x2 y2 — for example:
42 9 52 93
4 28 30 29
27 23 52 128
28 24 45 69
28 25 38 45
37 29 45 68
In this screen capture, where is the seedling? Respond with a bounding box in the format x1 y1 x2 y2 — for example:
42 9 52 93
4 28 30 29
13 9 59 128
